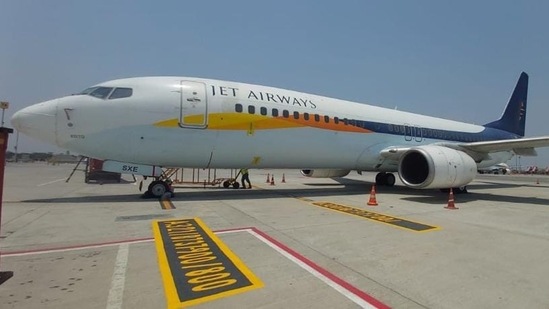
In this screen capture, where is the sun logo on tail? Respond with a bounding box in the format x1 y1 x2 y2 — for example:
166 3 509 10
519 101 526 120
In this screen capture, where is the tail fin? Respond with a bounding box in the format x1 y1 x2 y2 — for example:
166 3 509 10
484 72 528 137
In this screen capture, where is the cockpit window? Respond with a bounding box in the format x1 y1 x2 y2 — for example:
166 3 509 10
108 87 133 99
79 87 98 95
89 87 114 99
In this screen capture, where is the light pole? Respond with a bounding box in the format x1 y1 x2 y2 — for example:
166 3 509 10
0 101 7 127
0 101 14 284
14 131 19 163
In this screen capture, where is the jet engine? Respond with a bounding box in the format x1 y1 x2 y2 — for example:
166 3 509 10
301 169 351 178
398 146 476 189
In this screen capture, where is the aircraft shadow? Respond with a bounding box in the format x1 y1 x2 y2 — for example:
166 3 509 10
400 182 549 206
19 179 549 207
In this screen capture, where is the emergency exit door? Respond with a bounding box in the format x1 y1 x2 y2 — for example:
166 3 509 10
179 81 207 128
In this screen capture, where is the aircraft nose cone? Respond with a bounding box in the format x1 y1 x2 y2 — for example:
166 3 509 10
11 100 58 145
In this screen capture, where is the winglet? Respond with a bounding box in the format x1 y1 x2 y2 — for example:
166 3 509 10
484 72 528 137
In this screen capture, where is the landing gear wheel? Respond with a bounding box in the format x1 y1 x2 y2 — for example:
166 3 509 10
385 173 396 187
148 180 169 198
375 172 396 186
375 172 386 186
440 186 468 194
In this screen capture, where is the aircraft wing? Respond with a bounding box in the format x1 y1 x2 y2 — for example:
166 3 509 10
457 136 549 156
379 136 549 162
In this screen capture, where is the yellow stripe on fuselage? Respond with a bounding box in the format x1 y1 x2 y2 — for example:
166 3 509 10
154 113 372 133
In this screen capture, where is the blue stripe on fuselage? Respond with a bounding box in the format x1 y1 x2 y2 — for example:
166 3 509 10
346 119 519 142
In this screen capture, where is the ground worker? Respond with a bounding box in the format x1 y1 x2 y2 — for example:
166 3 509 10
240 168 252 189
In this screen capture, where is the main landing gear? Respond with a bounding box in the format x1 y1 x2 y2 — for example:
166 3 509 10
440 186 468 194
375 172 396 187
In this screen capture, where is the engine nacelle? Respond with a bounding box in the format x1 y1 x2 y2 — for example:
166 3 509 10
398 146 477 189
301 169 351 178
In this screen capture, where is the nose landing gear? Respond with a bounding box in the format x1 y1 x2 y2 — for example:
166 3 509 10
142 178 174 198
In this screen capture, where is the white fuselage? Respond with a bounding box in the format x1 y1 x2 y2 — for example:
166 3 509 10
11 76 513 171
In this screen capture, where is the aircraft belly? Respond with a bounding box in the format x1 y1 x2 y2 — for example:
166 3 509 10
208 128 367 169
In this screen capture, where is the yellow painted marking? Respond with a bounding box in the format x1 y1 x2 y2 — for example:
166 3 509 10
251 156 261 165
247 122 254 135
159 197 175 210
311 202 440 232
153 218 263 308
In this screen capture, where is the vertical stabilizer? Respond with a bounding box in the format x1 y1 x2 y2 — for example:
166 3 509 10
484 72 528 137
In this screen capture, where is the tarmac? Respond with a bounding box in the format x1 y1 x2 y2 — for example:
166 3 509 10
1 162 549 309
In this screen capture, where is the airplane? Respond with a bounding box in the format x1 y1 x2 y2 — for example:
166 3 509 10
11 72 549 197
477 163 511 175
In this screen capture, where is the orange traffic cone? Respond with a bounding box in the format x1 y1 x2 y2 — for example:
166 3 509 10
270 175 275 186
444 188 458 210
266 173 270 183
282 173 286 183
367 185 378 206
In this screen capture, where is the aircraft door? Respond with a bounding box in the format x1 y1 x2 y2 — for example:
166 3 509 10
179 81 208 128
404 125 413 141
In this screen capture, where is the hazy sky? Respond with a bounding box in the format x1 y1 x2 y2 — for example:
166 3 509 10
2 1 549 167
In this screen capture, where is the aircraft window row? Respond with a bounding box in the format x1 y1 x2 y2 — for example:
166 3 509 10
78 86 133 100
387 123 483 142
235 103 343 124
233 103 483 142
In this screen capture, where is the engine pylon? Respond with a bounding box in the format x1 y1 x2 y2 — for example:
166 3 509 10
367 185 378 206
444 188 458 210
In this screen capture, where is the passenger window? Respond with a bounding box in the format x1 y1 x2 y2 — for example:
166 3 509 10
272 108 279 117
293 111 299 119
235 104 243 113
248 105 255 114
324 115 330 123
109 88 133 99
304 113 310 120
260 107 267 115
283 110 289 118
314 114 320 122
90 87 114 99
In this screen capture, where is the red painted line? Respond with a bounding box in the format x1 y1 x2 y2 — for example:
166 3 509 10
214 226 255 233
249 227 390 309
2 225 389 308
2 237 154 256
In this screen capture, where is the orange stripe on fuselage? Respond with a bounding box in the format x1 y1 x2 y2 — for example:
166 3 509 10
154 113 372 133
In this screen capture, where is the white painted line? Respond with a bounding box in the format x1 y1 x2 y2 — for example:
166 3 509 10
106 243 129 309
37 178 66 187
3 238 153 257
5 228 385 308
217 229 380 309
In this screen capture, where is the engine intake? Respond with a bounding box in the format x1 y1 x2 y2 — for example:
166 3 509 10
398 146 476 189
